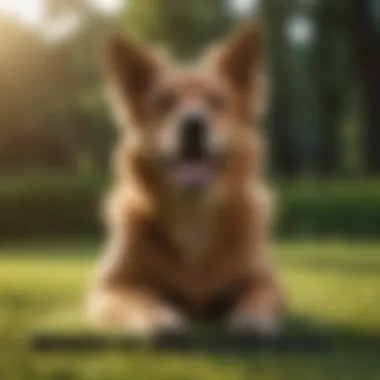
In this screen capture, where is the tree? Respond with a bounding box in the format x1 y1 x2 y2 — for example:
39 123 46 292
262 0 352 176
350 0 380 175
261 0 301 176
0 16 74 169
313 0 352 175
0 1 117 171
120 0 235 59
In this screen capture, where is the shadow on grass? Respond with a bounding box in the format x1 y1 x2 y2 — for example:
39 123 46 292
30 314 380 354
23 313 380 380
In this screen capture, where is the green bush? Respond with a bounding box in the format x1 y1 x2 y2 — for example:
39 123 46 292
0 173 379 240
277 181 380 238
0 172 108 240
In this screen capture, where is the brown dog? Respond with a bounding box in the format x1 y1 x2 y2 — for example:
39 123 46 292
88 24 285 335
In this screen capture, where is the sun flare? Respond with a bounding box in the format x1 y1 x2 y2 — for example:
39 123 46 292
0 0 123 25
0 0 42 24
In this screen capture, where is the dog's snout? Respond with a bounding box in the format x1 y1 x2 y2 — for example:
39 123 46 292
180 115 208 160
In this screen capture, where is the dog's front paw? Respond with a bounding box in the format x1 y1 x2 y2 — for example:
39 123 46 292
122 307 189 337
228 313 281 337
227 313 282 348
156 307 189 333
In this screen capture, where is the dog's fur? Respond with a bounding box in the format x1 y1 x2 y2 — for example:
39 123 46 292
88 24 285 334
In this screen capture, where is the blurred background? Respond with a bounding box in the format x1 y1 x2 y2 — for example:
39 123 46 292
1 1 380 379
0 0 379 240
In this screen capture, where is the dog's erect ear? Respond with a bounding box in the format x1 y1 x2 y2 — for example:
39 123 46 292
215 23 262 93
104 34 159 121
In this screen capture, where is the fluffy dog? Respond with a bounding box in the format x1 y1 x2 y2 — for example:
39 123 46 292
88 23 285 335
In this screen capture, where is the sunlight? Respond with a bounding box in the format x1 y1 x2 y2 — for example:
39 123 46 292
0 0 122 25
0 0 251 25
0 0 42 24
230 0 259 16
91 0 123 14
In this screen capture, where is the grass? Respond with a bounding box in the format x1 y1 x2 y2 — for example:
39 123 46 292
1 240 380 379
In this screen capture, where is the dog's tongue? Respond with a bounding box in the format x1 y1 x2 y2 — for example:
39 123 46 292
174 161 214 186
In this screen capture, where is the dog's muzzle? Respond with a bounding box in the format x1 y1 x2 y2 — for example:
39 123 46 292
179 114 208 161
170 114 213 188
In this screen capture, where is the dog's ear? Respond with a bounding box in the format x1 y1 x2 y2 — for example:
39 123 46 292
215 23 262 94
104 34 160 121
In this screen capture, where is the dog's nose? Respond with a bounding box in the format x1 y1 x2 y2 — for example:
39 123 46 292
180 115 208 160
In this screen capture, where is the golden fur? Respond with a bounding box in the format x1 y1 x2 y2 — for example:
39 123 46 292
88 24 285 334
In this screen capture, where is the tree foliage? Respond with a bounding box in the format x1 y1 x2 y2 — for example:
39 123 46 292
120 0 235 59
0 0 379 177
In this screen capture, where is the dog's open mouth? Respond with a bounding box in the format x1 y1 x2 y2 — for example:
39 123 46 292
172 160 216 187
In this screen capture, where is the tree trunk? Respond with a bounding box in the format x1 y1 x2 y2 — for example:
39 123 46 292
350 0 380 174
262 0 299 177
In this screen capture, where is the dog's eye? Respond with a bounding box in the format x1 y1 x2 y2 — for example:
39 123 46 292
207 92 227 111
153 91 177 115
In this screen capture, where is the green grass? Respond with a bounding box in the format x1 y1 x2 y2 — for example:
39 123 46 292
1 241 380 379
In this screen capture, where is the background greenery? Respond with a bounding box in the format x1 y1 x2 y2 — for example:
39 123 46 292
1 0 380 239
1 173 380 239
2 0 380 176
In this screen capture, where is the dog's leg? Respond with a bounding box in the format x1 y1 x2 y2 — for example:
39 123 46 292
228 273 285 336
87 287 187 336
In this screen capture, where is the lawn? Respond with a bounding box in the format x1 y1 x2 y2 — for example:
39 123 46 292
1 240 380 379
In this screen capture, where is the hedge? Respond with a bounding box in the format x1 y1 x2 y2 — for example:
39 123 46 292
278 181 380 238
0 173 379 240
0 172 107 240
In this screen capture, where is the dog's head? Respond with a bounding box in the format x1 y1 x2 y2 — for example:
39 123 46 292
105 24 264 192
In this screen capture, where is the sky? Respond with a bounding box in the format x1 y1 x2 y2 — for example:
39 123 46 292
0 0 258 25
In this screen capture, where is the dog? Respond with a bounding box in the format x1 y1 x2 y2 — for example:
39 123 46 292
88 23 285 336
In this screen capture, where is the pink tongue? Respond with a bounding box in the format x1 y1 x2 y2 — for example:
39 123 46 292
174 162 214 186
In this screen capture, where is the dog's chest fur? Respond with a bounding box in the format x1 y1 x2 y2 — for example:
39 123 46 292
168 196 212 265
